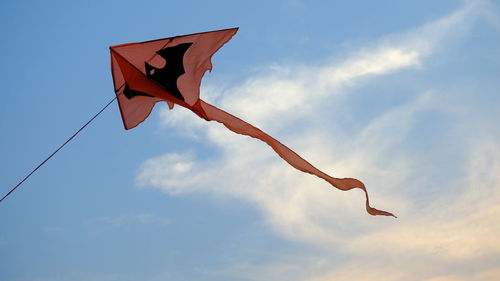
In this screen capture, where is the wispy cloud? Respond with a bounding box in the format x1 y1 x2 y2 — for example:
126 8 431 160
137 1 500 280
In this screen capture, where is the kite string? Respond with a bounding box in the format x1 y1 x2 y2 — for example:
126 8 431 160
0 94 119 203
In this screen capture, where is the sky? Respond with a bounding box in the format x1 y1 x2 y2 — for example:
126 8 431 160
1 0 500 280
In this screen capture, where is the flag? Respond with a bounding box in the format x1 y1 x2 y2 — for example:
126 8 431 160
110 28 395 217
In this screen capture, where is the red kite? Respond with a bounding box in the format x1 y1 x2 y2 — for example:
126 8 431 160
110 28 395 217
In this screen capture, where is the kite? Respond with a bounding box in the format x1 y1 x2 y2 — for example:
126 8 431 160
110 27 395 217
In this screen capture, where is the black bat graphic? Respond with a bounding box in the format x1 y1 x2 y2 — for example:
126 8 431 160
121 42 193 101
121 84 154 99
144 42 193 102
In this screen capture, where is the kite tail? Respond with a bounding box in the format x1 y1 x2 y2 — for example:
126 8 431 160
195 100 395 217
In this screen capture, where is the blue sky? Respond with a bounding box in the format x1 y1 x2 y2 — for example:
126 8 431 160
1 0 500 280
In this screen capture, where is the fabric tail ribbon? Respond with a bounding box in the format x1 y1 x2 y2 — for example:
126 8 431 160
193 100 396 217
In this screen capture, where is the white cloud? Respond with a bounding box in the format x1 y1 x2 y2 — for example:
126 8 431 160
138 1 500 280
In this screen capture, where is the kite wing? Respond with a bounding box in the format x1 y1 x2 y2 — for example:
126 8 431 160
109 28 395 217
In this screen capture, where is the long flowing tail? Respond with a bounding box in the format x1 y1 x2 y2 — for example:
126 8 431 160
195 100 395 217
